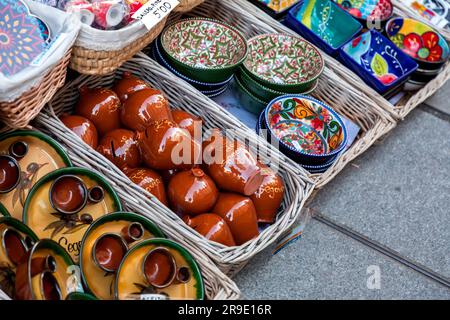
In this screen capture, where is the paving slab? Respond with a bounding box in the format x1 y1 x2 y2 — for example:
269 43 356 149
425 80 450 115
235 220 450 299
310 107 450 278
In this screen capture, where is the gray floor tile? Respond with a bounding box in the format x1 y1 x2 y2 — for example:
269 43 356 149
425 80 450 114
310 107 450 277
235 220 450 299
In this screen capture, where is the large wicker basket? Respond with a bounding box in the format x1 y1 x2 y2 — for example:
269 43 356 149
0 50 72 130
175 0 206 12
36 53 315 276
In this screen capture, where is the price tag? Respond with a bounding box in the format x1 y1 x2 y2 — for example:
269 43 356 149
132 0 180 30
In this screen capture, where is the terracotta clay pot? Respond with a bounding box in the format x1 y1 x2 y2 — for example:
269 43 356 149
159 168 179 185
167 168 218 216
203 131 264 196
171 110 202 138
138 120 201 170
92 233 128 273
0 155 20 194
75 87 121 136
126 167 168 205
60 115 99 149
212 193 259 245
112 71 149 102
183 214 236 246
121 88 172 131
49 175 88 214
97 129 141 171
250 165 285 224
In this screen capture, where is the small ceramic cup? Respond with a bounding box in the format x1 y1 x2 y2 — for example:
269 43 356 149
0 155 21 194
92 233 128 273
1 227 34 265
49 175 88 214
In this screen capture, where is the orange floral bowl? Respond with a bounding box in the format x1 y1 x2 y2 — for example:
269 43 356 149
263 95 348 166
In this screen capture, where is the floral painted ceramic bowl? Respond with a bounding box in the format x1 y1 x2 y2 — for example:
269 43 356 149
285 0 362 56
333 0 393 29
386 17 450 70
0 131 72 221
264 95 348 166
79 212 164 300
243 33 324 92
115 238 204 300
339 30 418 95
160 18 248 83
22 167 122 263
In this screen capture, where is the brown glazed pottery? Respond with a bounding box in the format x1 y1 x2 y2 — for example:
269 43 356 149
142 247 177 288
2 228 31 265
75 87 121 136
212 193 259 245
159 168 179 185
112 72 150 102
203 131 264 196
97 129 141 171
121 222 145 243
59 115 99 149
49 175 88 214
0 155 20 194
138 120 201 170
126 168 168 205
92 233 128 273
167 168 218 216
183 214 236 246
250 165 285 224
121 88 172 131
171 110 202 138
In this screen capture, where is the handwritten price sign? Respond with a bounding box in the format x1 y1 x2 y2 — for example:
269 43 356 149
132 0 180 30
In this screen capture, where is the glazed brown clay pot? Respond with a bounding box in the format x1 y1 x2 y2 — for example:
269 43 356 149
112 71 149 102
75 87 121 136
250 165 285 224
92 233 128 273
167 168 218 216
126 168 168 205
138 120 201 170
142 247 176 288
121 88 172 131
159 168 179 185
183 214 236 246
171 110 202 138
203 131 264 196
97 129 141 171
49 175 88 214
60 115 99 149
0 155 20 193
212 193 259 245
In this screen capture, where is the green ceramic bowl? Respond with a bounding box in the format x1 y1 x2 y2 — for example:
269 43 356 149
160 18 248 83
234 75 268 115
243 33 324 92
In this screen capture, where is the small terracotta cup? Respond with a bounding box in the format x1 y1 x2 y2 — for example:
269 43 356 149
112 71 150 102
121 222 145 243
171 110 202 138
87 186 105 203
167 168 218 216
1 228 33 265
75 86 121 136
49 175 88 214
9 140 28 159
92 233 128 273
40 270 62 300
212 193 259 245
126 167 168 205
183 214 236 246
142 247 177 288
60 114 99 149
0 155 21 194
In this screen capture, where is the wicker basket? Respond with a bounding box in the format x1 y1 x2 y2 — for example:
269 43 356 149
70 19 167 75
175 0 206 12
36 53 315 276
162 0 397 190
0 50 72 130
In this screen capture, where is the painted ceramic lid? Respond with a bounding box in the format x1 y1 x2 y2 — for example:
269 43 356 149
243 34 324 86
161 18 247 70
265 95 347 157
22 167 122 263
0 130 72 221
334 0 393 21
386 17 450 64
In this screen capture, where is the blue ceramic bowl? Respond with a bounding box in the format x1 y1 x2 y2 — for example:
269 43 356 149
264 94 348 166
285 0 362 56
339 30 418 95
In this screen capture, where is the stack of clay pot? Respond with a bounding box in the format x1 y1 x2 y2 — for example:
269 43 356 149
61 72 285 247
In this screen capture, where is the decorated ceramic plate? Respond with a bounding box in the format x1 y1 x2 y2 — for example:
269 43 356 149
0 131 72 221
243 33 324 90
79 212 165 300
115 238 204 300
22 167 122 263
333 0 393 21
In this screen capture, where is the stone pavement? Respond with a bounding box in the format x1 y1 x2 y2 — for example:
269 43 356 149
235 82 450 299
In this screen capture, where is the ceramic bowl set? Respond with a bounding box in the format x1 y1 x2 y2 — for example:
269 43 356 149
236 33 324 115
150 17 248 98
256 95 348 173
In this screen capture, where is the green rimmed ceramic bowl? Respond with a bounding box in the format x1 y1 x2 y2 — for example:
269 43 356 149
160 17 248 83
66 292 98 300
242 33 324 92
22 167 122 263
115 238 204 300
79 212 165 300
0 130 72 221
237 66 318 102
234 74 268 115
